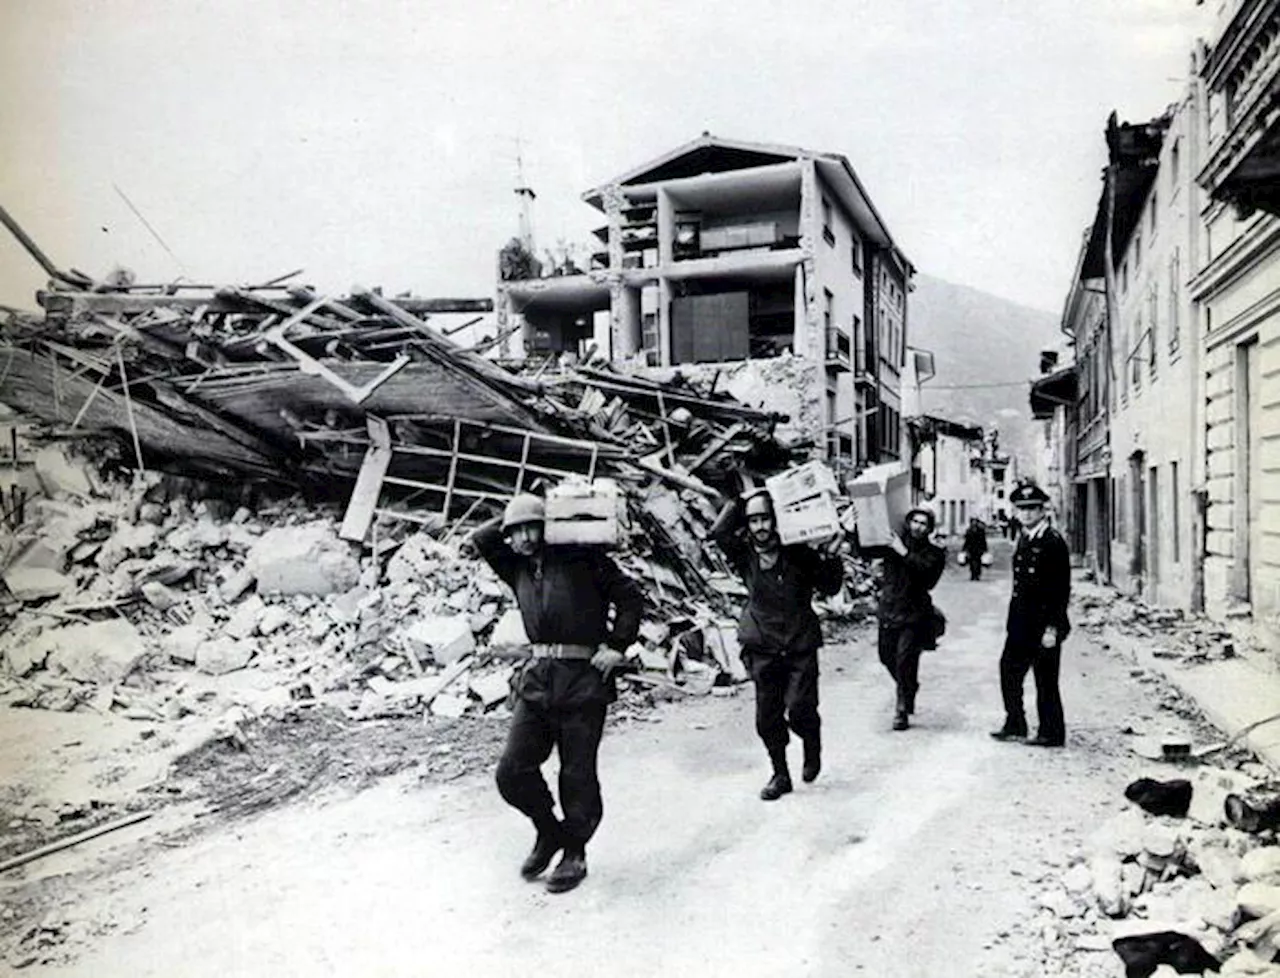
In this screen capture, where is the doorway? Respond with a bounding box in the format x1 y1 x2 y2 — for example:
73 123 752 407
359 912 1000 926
1129 452 1146 584
1236 339 1261 605
1148 465 1159 601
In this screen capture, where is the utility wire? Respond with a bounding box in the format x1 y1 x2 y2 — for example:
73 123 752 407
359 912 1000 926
924 380 1033 390
112 183 186 273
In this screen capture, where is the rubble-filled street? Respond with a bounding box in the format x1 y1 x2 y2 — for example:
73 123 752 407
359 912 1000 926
4 4 1280 974
3 543 1278 977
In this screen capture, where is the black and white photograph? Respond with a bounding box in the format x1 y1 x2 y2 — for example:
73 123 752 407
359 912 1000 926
1 1 1279 974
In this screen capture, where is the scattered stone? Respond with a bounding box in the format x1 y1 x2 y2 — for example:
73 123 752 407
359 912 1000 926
161 622 208 665
45 620 147 685
1220 946 1280 975
401 615 475 665
430 693 469 718
136 502 166 525
139 580 182 611
218 569 255 603
225 595 266 639
1239 882 1280 919
257 606 291 636
195 637 257 676
1242 848 1280 883
469 669 514 709
2 565 72 602
487 608 529 651
247 522 359 596
33 445 93 498
385 531 451 585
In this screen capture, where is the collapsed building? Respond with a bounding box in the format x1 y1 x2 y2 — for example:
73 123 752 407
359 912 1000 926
0 210 879 731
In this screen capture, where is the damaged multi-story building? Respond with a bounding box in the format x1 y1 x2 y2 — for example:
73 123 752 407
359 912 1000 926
495 134 914 475
1036 0 1280 637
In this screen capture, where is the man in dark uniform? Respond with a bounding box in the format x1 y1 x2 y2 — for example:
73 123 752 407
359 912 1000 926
962 517 988 581
990 484 1071 747
468 493 643 893
862 508 946 730
711 490 845 801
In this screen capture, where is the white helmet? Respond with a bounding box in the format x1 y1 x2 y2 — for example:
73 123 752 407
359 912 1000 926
501 494 545 532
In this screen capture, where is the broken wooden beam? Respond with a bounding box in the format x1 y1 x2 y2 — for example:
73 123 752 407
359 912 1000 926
0 810 153 875
36 291 493 319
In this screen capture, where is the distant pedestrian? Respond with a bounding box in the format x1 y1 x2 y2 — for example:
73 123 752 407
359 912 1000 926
711 490 845 801
962 518 988 581
861 508 946 730
990 484 1071 748
468 493 643 893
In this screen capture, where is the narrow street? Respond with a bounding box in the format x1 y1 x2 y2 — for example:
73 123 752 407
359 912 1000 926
21 546 1207 978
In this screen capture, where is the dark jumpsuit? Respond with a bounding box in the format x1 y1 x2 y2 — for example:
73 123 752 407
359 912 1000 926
712 503 844 757
473 521 642 846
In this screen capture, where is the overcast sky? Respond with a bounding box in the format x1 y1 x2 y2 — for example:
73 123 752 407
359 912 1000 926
0 0 1216 317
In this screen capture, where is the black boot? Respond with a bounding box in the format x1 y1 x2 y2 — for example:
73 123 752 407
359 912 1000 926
892 688 909 730
989 720 1027 741
801 736 821 783
519 818 564 880
760 749 793 801
904 685 917 716
545 844 587 894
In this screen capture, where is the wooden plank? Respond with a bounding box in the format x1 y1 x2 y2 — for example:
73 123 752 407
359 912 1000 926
37 291 492 317
339 416 394 542
687 422 746 474
0 810 153 874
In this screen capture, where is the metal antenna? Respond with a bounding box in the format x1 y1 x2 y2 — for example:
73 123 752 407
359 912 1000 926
513 136 536 253
112 183 186 273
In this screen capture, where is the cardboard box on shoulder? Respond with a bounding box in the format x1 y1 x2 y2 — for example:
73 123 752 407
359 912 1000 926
846 463 912 548
764 460 840 509
544 478 628 547
774 492 841 545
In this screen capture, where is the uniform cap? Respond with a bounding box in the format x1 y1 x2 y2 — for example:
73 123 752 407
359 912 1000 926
1010 483 1050 508
501 493 545 531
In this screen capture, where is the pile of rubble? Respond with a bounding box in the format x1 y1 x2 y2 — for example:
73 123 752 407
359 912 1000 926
1073 589 1265 666
0 439 877 734
1018 757 1280 977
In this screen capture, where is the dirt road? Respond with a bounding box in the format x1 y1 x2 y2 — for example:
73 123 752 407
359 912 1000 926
13 552 1206 977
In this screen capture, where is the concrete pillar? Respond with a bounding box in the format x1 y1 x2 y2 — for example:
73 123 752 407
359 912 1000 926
656 189 674 268
612 285 642 360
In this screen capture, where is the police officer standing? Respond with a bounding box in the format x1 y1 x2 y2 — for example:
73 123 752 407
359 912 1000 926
990 484 1071 747
711 490 845 801
468 493 643 893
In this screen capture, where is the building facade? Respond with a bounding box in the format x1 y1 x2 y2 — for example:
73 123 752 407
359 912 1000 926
1106 96 1204 610
1192 0 1280 629
1040 0 1280 635
908 415 985 538
495 135 914 472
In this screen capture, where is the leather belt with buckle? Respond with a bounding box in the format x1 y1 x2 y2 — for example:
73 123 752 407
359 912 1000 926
529 643 595 660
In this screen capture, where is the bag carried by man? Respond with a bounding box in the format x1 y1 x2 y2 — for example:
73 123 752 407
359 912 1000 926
920 601 947 650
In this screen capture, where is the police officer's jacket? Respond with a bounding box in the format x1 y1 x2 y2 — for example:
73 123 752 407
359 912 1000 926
1007 521 1071 643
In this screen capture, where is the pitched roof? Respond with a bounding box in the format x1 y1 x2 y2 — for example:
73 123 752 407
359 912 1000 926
582 133 912 270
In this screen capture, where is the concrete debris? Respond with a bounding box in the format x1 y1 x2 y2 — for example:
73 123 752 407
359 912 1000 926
1239 883 1280 919
0 401 876 747
1075 588 1268 665
1043 769 1280 978
45 619 147 685
195 637 257 676
247 523 360 596
33 444 94 498
400 614 475 665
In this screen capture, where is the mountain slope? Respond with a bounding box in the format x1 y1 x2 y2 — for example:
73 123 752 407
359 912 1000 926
907 274 1062 468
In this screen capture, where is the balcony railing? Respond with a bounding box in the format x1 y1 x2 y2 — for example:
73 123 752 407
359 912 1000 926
825 326 851 372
